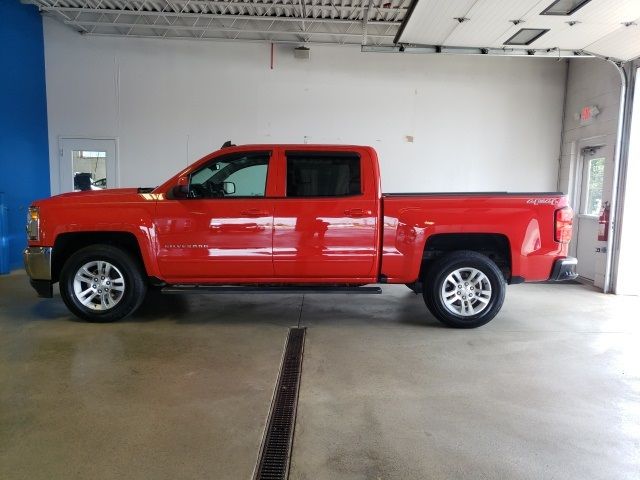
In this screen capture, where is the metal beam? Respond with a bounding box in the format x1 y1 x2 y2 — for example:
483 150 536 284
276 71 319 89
361 0 373 46
297 0 306 34
63 19 396 38
27 0 408 17
35 6 401 26
33 0 90 33
89 31 376 46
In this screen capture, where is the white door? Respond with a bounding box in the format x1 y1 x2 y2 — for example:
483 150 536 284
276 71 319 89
59 138 118 193
572 147 606 281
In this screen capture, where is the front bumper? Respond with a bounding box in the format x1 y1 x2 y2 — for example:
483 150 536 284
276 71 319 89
549 256 578 282
23 247 53 298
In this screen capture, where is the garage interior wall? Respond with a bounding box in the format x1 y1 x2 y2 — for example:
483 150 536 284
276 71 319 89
0 2 50 272
43 18 567 196
615 61 640 296
558 59 623 289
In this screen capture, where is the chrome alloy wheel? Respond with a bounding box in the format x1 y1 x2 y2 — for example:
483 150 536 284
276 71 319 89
73 260 125 311
440 267 492 316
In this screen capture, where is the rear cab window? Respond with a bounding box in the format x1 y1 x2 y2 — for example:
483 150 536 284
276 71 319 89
286 152 361 197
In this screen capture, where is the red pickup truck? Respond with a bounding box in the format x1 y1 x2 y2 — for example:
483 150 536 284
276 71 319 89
23 144 577 328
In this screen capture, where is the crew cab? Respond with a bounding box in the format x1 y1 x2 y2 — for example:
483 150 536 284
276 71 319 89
23 144 577 328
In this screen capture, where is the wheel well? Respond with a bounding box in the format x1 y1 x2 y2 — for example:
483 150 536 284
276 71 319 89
421 233 511 281
52 232 145 282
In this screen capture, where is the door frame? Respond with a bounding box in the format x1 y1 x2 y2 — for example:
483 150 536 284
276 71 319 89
569 135 609 283
57 136 119 194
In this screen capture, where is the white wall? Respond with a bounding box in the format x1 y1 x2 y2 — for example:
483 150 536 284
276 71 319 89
558 58 623 290
44 18 566 196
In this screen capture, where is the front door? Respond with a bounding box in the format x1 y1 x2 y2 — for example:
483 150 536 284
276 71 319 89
155 150 274 281
273 151 378 279
59 138 118 193
573 147 606 281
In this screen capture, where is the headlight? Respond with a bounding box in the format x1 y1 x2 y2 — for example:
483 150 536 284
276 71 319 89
26 207 40 241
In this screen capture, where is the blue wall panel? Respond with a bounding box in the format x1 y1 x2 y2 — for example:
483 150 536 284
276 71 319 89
0 0 50 273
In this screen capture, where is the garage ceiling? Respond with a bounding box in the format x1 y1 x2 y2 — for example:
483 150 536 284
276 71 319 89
396 0 640 61
26 0 409 46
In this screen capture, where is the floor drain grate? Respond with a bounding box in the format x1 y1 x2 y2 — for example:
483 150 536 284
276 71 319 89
254 327 306 480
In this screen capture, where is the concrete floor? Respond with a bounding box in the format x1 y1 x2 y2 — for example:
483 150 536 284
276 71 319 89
1 271 638 480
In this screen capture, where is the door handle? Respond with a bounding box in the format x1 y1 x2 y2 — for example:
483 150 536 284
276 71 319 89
241 209 269 217
344 208 372 217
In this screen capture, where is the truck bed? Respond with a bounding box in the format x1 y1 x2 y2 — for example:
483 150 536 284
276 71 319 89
380 192 570 284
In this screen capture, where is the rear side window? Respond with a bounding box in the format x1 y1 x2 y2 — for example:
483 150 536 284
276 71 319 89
286 153 361 197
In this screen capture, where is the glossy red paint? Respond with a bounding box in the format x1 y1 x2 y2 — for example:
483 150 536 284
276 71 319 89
380 195 571 283
270 147 380 279
32 188 161 277
30 144 572 285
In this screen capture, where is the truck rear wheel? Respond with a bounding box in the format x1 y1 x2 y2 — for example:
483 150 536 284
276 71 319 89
59 244 147 322
423 250 505 328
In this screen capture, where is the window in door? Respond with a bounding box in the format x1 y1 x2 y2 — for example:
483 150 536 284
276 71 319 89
189 152 270 199
72 150 107 191
59 138 117 194
583 157 605 216
286 153 361 197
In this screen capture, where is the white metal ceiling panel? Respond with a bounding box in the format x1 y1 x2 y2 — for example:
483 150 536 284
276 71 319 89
445 0 541 47
398 0 640 61
587 20 640 61
396 0 477 45
570 0 640 23
531 21 622 50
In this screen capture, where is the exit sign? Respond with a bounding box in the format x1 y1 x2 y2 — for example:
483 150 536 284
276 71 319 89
579 105 600 125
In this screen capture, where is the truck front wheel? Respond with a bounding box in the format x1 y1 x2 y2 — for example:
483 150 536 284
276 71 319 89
59 244 147 322
423 250 506 328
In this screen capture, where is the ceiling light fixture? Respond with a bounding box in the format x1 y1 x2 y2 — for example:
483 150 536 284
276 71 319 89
504 28 550 46
541 0 593 16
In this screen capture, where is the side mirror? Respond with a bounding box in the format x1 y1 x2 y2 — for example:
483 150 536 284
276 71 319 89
171 185 189 199
171 176 189 199
223 182 236 195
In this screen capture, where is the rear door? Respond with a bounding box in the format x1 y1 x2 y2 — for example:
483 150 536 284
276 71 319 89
272 150 378 280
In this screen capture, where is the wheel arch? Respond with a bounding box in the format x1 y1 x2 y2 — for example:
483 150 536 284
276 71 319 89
420 233 513 283
52 231 150 283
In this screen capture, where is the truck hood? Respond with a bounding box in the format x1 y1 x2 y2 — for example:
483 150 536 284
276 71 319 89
33 188 159 206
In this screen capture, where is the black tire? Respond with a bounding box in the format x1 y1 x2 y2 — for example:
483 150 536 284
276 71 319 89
59 244 147 322
423 250 506 328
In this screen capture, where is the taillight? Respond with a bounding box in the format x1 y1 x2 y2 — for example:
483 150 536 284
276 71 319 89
555 207 573 243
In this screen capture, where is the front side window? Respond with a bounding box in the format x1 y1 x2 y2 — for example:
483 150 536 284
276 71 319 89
189 152 270 198
286 153 361 197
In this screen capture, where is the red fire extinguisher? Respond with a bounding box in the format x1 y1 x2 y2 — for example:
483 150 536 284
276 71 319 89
598 201 610 242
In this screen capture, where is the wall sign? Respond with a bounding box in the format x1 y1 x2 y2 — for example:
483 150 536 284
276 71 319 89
577 105 600 126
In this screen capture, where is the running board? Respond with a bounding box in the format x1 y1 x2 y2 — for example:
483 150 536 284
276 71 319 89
161 285 382 295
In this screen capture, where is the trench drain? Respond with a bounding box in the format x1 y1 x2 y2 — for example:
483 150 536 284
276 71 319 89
254 327 306 480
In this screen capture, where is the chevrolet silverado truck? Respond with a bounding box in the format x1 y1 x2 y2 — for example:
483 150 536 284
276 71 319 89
23 144 577 328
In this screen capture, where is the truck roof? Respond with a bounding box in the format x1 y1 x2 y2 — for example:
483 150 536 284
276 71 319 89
221 144 372 150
